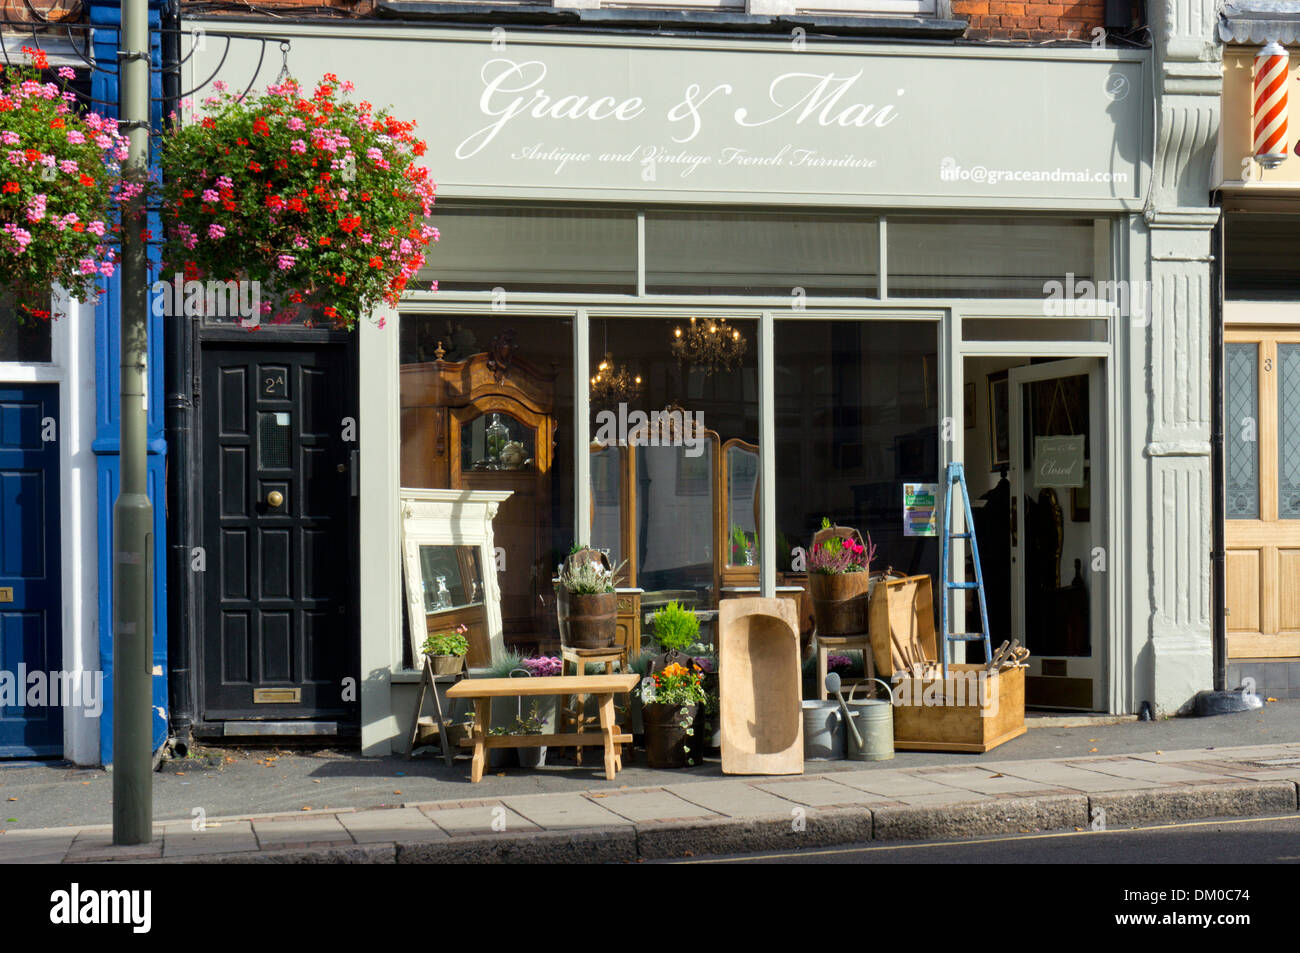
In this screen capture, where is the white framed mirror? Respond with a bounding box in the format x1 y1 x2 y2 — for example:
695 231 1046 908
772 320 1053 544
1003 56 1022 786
400 488 512 670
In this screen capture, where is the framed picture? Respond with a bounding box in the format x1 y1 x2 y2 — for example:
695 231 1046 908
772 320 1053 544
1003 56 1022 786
964 381 977 430
987 370 1010 469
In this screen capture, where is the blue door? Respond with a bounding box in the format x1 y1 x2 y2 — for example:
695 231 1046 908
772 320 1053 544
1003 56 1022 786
0 384 62 757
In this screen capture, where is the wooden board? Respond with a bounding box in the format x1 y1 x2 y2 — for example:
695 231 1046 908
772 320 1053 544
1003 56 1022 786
869 573 937 676
719 597 803 776
892 663 1025 754
446 673 639 698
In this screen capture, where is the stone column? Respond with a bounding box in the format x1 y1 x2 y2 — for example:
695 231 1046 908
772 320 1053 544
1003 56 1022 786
1144 0 1221 713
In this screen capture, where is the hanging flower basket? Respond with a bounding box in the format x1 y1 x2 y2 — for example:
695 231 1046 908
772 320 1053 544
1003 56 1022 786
159 73 437 329
0 48 128 320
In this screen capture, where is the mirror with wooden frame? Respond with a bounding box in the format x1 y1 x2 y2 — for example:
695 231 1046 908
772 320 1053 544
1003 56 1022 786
720 438 760 588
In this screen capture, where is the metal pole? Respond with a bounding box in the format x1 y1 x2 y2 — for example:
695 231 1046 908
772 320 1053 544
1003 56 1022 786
113 0 154 845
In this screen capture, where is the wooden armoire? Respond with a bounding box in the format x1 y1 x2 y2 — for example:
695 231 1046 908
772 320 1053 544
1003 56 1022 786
400 343 557 651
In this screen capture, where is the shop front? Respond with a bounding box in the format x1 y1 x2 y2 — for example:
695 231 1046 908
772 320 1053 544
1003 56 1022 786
187 20 1151 751
1214 29 1300 699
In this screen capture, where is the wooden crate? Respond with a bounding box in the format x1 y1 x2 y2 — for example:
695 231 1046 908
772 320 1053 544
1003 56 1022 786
891 663 1026 753
869 573 937 676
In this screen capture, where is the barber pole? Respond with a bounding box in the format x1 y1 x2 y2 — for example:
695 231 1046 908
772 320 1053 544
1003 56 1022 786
1254 41 1289 169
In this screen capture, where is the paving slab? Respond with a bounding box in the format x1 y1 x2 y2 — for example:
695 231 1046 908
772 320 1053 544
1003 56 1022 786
338 808 449 844
754 778 892 808
162 820 259 858
901 767 1064 796
825 770 973 798
665 781 799 818
252 815 352 847
889 790 999 807
1068 758 1241 785
65 829 167 862
0 828 78 864
502 793 632 830
592 789 721 823
994 761 1159 792
420 803 540 836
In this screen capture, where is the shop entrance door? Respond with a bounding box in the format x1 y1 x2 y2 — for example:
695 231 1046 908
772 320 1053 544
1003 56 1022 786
198 343 359 727
1009 358 1104 710
1224 329 1300 659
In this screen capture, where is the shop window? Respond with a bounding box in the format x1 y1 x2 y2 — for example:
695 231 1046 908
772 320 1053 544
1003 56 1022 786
399 314 574 652
644 211 877 296
1225 212 1300 300
887 216 1097 298
774 319 939 582
963 318 1109 343
588 316 759 608
0 293 53 363
421 206 637 294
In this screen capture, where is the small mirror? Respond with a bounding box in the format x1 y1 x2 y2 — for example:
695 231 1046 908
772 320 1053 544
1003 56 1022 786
725 442 759 568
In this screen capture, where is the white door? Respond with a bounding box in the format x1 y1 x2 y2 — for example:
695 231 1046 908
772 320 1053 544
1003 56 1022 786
1009 358 1105 710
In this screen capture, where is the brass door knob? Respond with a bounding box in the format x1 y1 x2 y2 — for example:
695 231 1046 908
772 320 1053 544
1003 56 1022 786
267 490 284 508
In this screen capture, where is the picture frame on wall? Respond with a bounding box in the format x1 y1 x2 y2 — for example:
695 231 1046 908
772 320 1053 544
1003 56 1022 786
1071 467 1091 521
987 370 1010 469
964 382 976 430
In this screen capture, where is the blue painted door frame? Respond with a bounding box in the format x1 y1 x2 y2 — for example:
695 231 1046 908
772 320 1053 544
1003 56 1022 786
89 0 169 763
0 385 63 756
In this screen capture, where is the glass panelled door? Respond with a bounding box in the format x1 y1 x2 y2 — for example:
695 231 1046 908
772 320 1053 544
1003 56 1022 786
1009 358 1105 710
1224 330 1300 658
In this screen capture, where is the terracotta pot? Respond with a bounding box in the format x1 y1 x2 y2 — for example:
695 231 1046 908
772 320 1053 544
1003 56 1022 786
809 570 871 636
428 654 464 676
564 591 618 649
643 701 700 768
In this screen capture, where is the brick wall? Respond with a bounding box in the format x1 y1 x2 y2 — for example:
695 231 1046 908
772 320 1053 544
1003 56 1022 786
954 0 1108 42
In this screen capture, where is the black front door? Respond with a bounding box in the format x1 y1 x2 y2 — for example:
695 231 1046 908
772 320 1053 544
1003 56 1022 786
200 343 358 724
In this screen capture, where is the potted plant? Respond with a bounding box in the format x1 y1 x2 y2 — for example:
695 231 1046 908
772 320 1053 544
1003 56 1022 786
559 549 624 649
650 600 700 657
730 524 756 566
512 704 549 768
807 517 878 636
640 662 707 768
421 624 469 675
689 648 721 751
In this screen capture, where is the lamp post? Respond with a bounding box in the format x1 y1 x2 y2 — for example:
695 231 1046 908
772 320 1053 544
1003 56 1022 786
112 0 155 846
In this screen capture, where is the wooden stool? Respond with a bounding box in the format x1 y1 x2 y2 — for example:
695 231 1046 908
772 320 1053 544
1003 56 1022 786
560 645 627 765
816 635 874 699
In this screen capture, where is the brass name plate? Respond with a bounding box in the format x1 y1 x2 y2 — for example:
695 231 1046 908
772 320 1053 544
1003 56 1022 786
0 587 12 603
253 688 301 704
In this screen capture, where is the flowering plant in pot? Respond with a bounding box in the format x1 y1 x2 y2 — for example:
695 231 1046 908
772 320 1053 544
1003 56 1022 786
159 73 436 328
511 704 549 769
558 550 624 650
808 517 878 637
639 662 707 768
421 624 469 675
0 49 128 320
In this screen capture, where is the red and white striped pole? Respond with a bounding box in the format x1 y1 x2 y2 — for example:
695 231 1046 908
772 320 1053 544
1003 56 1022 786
1254 40 1289 169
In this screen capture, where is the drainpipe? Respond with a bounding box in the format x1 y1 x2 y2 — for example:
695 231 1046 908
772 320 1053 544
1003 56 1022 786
160 0 193 749
1211 203 1226 695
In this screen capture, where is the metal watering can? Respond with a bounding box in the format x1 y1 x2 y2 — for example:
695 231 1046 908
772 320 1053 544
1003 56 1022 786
843 678 895 762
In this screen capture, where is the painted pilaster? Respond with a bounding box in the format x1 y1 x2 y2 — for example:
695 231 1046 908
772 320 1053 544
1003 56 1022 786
1145 0 1221 713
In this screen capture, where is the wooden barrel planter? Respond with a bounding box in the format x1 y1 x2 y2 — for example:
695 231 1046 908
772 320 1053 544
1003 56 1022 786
558 548 618 650
643 702 699 768
808 525 872 636
564 591 618 649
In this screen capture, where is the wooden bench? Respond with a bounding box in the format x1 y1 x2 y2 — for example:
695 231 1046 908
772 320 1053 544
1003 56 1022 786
445 674 639 782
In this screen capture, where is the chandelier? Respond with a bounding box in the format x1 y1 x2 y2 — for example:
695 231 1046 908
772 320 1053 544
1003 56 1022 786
590 352 642 407
671 317 747 375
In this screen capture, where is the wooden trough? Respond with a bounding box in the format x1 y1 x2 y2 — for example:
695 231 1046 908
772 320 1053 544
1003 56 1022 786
719 597 803 776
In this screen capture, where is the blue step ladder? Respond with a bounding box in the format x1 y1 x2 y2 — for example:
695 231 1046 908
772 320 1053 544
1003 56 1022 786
939 461 993 679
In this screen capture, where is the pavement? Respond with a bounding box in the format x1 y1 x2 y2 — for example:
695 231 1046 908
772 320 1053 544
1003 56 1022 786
2 702 1299 863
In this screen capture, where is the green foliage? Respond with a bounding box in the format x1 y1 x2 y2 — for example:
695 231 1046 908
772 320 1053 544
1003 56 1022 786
651 600 700 652
559 551 625 594
482 649 525 679
421 627 468 657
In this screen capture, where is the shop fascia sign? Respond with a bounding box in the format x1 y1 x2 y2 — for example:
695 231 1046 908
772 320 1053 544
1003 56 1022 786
189 26 1147 204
